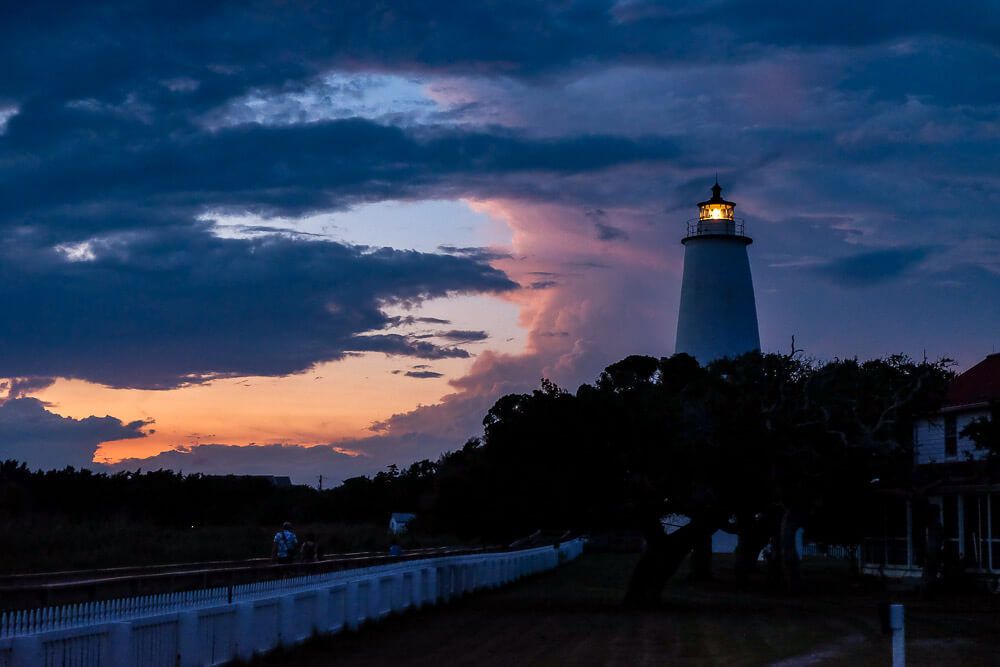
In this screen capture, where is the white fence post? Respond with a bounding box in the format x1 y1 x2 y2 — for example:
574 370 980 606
313 588 329 635
391 573 405 613
177 610 199 667
109 621 131 666
278 594 296 647
437 565 451 602
234 601 255 660
10 635 42 667
890 604 905 667
325 584 347 633
345 580 362 631
424 566 438 606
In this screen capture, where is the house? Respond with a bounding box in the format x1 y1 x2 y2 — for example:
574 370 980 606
205 474 293 487
662 514 741 554
389 512 416 535
861 353 1000 580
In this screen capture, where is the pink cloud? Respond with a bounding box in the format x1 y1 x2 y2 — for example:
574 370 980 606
367 196 685 454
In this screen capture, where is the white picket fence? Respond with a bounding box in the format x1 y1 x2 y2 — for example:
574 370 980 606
0 539 584 666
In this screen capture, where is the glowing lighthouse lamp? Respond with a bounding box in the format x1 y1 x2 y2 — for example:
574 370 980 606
674 181 760 364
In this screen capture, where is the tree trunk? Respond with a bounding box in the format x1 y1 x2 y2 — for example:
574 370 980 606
734 515 771 585
688 530 714 581
623 518 713 608
778 509 805 592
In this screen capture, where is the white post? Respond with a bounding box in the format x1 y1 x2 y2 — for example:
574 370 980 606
345 581 362 631
234 602 255 660
109 622 132 666
10 635 42 667
313 588 329 634
326 585 346 633
425 566 438 605
411 569 425 609
177 610 200 667
890 604 905 667
278 595 296 646
391 573 404 613
369 577 383 620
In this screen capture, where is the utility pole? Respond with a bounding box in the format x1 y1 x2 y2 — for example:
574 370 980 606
317 474 323 491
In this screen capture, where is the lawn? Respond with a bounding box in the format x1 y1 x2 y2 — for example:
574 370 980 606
251 553 999 666
0 518 458 574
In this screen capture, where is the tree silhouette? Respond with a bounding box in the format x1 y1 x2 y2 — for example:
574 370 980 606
0 352 951 600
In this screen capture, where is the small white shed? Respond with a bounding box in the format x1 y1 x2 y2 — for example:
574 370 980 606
389 512 416 534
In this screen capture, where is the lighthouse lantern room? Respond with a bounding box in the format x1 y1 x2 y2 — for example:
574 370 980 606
697 182 735 221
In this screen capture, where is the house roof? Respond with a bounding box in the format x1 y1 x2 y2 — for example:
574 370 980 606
945 353 1000 408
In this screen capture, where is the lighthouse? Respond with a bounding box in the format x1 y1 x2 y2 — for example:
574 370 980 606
675 181 760 363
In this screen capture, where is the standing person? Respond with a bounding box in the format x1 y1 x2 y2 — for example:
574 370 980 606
272 521 298 564
299 532 319 562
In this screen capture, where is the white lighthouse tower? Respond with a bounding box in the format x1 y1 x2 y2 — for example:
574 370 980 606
675 181 760 363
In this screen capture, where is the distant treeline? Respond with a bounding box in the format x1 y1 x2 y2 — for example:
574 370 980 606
0 461 462 572
0 435 609 544
0 460 438 530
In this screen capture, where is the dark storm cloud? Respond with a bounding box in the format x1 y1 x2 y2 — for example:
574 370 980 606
0 398 149 470
437 246 512 262
352 335 471 360
588 208 629 242
2 377 57 401
0 109 676 237
813 246 935 287
721 1 1000 50
404 370 445 379
838 40 1000 106
3 1 996 110
108 443 376 483
595 222 629 242
436 330 490 343
0 2 687 394
0 1 991 247
0 230 512 388
386 316 453 327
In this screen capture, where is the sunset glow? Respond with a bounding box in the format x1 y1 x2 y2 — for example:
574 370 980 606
2 3 998 485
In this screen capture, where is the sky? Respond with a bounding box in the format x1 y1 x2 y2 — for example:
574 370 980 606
1 1 999 484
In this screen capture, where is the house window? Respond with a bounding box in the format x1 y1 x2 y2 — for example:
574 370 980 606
945 414 958 458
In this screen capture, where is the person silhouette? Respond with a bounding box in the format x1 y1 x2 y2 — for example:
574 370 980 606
272 521 298 564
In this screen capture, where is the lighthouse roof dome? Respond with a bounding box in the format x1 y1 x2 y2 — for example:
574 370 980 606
697 180 735 208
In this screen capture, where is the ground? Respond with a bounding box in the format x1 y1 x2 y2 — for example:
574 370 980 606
252 553 1000 666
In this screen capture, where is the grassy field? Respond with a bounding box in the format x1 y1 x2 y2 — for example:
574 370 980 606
251 553 1000 666
0 518 459 573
